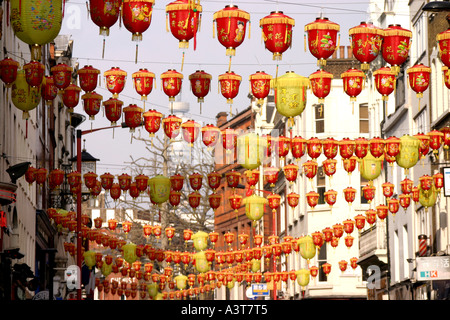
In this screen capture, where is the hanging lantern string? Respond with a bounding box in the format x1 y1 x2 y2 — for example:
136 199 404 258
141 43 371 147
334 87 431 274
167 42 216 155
181 52 185 72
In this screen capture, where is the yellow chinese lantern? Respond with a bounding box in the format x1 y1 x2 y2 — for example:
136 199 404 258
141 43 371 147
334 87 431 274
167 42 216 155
396 135 420 176
174 274 188 290
359 153 383 184
297 235 316 261
122 242 137 264
271 71 309 128
419 184 438 213
251 259 261 273
101 261 113 277
148 175 171 204
192 231 209 251
11 70 41 120
242 194 268 225
83 251 97 270
193 251 210 273
10 0 64 61
237 132 265 170
147 283 159 299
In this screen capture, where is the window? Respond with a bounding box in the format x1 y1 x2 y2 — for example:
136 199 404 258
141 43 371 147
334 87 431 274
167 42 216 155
413 13 426 62
403 225 409 279
317 166 326 205
360 176 369 204
315 104 324 134
359 103 369 134
318 244 328 282
394 230 400 282
395 69 406 109
414 108 428 133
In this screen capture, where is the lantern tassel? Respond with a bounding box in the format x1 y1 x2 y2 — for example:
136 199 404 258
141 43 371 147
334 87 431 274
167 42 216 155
166 13 169 32
102 39 105 59
135 44 139 64
213 21 216 38
86 1 90 19
248 21 251 39
181 52 185 72
228 56 232 73
304 34 307 52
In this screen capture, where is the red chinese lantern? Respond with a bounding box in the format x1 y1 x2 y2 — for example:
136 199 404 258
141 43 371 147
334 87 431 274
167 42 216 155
381 24 412 75
88 0 121 36
201 124 221 151
344 235 354 249
100 173 114 192
332 223 344 238
249 71 272 105
349 21 383 71
443 67 450 89
23 60 45 88
244 169 259 190
221 128 238 153
104 67 127 98
123 104 143 133
188 172 203 191
103 98 123 126
399 194 411 211
118 173 132 194
206 171 221 192
291 136 306 161
162 114 182 141
213 5 250 57
189 70 212 113
122 221 132 234
170 174 184 192
339 260 348 273
226 170 241 189
169 190 181 207
287 192 300 210
309 69 333 104
259 11 294 61
311 231 324 251
181 120 201 147
82 92 103 120
322 159 337 179
229 194 242 213
407 64 430 107
400 178 413 194
419 175 433 191
437 28 450 69
339 137 356 160
41 76 58 105
142 109 162 139
165 226 175 243
428 130 444 155
51 63 73 91
276 135 291 160
122 0 154 58
322 227 333 242
373 66 396 102
90 181 102 198
322 263 332 277
188 192 201 210
304 17 340 67
110 183 121 201
310 266 319 278
62 84 81 113
376 204 389 220
362 184 376 203
84 172 98 190
166 0 202 50
324 189 337 208
132 68 155 101
208 193 222 211
306 191 319 209
343 157 357 178
264 167 279 187
283 164 298 185
218 71 242 115
342 68 365 111
78 65 100 93
322 137 339 159
433 173 444 191
388 198 400 215
161 69 183 111
0 57 19 87
302 160 318 181
411 186 420 204
306 137 322 161
343 219 355 234
440 127 450 149
267 193 281 213
343 187 357 205
182 229 193 243
209 232 219 247
67 171 82 191
369 137 385 158
354 137 370 159
48 169 64 190
365 209 377 226
382 182 394 199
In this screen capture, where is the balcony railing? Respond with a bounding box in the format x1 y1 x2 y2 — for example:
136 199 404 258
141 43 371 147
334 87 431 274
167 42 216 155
359 221 387 258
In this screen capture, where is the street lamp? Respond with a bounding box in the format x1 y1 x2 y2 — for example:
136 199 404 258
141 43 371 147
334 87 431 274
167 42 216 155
422 1 450 12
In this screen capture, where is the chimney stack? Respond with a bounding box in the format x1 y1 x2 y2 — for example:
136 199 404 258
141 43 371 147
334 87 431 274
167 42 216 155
216 112 228 128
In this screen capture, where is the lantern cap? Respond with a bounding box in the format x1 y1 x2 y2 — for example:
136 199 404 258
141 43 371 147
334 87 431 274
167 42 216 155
78 66 100 74
259 11 295 27
348 22 383 36
166 0 202 12
309 70 334 80
341 68 365 78
103 97 123 106
213 6 250 21
219 71 242 81
104 67 127 77
123 104 143 112
437 28 450 41
132 69 156 78
407 64 431 73
271 71 310 87
143 109 163 117
249 71 273 81
189 70 212 80
305 17 340 32
242 194 268 205
161 69 183 79
82 91 103 99
373 66 397 76
384 24 412 37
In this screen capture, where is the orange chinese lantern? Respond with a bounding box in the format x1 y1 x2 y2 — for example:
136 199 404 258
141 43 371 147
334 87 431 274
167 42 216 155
123 104 143 133
382 182 394 200
304 17 340 67
259 11 294 61
362 184 376 203
339 137 356 160
41 76 58 106
62 84 81 113
202 125 221 151
388 198 400 216
428 130 444 156
283 164 298 185
82 91 103 120
309 69 333 104
267 193 281 213
225 170 241 189
78 65 100 93
163 115 182 140
373 66 396 102
349 21 383 71
169 190 181 207
189 70 212 113
322 159 337 180
188 172 203 191
122 221 132 234
51 63 73 91
104 67 127 98
355 216 366 234
264 167 279 187
132 68 155 101
322 137 339 159
142 109 162 141
354 137 370 159
165 0 202 50
343 187 356 206
343 219 355 234
181 120 201 147
213 5 250 57
407 63 430 109
249 71 272 105
400 178 414 194
381 24 412 75
0 57 19 87
322 263 332 277
365 209 377 226
399 194 411 211
206 171 221 192
303 160 318 181
339 260 348 273
344 235 354 249
229 194 243 213
218 71 242 116
209 193 222 211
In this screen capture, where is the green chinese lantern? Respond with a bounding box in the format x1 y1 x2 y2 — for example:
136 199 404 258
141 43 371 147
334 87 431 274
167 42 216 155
396 135 420 175
122 242 137 264
237 132 265 170
192 231 209 251
11 70 42 120
359 153 383 183
10 0 64 61
193 251 210 273
83 251 97 270
101 262 113 277
251 259 261 272
174 274 188 290
148 175 171 204
419 184 438 213
242 194 268 224
271 71 309 128
295 268 310 293
147 283 159 299
297 235 316 261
